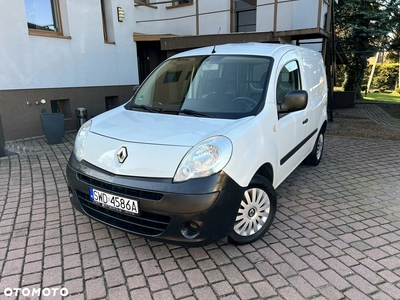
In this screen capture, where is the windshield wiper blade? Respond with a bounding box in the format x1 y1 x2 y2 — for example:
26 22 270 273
132 104 161 113
131 105 214 117
166 109 214 118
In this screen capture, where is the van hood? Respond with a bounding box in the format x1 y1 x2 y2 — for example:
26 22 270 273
90 106 248 147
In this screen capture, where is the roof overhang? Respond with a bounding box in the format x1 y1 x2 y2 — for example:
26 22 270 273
160 31 279 51
159 28 331 51
133 32 178 42
275 28 330 41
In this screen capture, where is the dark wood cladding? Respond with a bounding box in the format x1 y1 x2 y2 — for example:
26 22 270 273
160 28 330 51
160 32 278 51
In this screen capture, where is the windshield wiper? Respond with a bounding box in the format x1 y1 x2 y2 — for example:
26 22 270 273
131 104 214 118
131 104 161 113
165 109 215 118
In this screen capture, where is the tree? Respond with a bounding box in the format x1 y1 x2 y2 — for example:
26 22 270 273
335 0 400 98
385 5 400 88
386 5 400 62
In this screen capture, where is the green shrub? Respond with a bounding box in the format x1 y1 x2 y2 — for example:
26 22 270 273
334 65 346 88
396 88 400 95
372 63 399 91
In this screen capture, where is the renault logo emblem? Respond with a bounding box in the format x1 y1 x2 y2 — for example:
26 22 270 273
117 147 128 163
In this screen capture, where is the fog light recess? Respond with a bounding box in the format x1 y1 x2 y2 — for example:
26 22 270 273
68 187 74 199
181 221 200 239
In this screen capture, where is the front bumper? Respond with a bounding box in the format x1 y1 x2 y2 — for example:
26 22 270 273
66 155 244 247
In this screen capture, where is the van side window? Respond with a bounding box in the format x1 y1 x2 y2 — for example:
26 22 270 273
276 61 301 110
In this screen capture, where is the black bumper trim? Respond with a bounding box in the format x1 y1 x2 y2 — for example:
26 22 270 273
66 154 244 246
77 173 163 201
76 190 170 236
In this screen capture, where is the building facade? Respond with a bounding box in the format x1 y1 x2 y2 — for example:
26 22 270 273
0 0 332 141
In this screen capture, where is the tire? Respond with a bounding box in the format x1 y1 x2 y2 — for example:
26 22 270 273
304 130 324 166
228 175 277 245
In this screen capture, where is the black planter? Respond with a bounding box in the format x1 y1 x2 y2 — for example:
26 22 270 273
40 113 65 144
332 91 356 109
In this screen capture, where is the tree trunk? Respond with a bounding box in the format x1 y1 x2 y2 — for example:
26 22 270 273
344 54 368 99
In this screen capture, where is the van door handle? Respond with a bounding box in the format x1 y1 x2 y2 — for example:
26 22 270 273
302 118 309 124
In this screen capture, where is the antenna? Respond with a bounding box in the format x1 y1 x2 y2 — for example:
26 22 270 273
211 27 221 54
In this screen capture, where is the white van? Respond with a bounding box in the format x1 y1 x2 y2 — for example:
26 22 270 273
66 43 328 246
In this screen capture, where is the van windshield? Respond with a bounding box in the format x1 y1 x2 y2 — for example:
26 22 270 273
131 55 272 119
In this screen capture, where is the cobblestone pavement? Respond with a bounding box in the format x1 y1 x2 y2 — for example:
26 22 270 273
338 103 400 131
1 129 400 299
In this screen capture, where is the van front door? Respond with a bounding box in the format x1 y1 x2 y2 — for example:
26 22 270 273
275 55 310 184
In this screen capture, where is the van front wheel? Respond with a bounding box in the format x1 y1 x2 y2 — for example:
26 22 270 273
228 175 277 245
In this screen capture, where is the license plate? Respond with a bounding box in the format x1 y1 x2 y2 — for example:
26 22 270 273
89 188 139 215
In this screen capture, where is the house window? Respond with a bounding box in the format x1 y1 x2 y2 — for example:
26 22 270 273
166 0 193 9
100 0 108 41
51 99 72 119
25 0 63 36
134 0 158 9
172 0 193 6
234 0 256 32
100 0 115 43
105 96 119 111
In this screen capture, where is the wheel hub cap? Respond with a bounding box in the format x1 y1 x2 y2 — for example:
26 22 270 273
248 207 256 218
234 187 270 237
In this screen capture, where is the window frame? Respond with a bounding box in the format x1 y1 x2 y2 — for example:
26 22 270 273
276 60 302 107
166 0 194 9
100 0 116 44
134 0 157 9
100 0 108 42
26 0 67 38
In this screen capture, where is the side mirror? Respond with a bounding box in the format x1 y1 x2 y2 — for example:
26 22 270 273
132 85 139 96
279 90 308 112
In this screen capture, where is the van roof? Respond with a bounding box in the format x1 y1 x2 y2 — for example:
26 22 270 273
171 42 322 61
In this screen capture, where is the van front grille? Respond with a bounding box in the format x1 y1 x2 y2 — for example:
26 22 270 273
77 173 163 201
76 190 170 236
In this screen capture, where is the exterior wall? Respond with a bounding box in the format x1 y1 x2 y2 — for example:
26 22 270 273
0 0 329 141
198 2 231 34
292 0 319 30
134 1 231 36
1 0 138 90
0 0 138 141
257 0 275 32
258 0 325 32
0 86 133 141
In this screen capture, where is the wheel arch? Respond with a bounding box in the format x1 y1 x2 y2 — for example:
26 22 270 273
254 163 274 186
320 120 327 134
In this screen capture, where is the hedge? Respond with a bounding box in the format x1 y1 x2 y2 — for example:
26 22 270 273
335 63 399 91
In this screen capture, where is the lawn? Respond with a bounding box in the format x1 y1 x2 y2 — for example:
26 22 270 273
363 92 400 103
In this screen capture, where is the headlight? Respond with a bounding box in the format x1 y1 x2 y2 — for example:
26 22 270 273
173 136 232 182
74 120 92 161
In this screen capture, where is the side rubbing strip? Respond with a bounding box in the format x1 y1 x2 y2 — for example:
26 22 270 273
280 129 318 166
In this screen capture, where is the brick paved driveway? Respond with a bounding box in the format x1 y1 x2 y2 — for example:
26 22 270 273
0 134 400 299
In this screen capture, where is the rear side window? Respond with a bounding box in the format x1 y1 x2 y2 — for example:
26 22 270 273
276 61 301 105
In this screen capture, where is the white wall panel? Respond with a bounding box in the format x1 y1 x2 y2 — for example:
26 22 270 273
292 0 319 30
0 0 328 91
0 0 138 90
276 1 293 31
256 0 275 32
